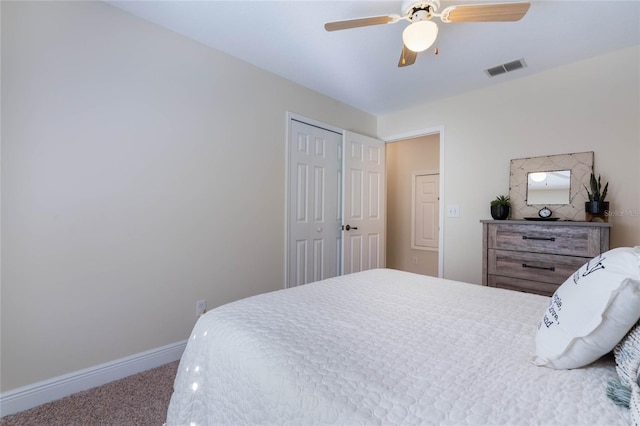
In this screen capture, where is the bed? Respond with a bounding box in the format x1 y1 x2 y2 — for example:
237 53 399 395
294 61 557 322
166 267 636 425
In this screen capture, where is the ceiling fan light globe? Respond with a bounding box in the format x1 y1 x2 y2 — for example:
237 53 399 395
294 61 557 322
530 172 547 182
402 20 438 52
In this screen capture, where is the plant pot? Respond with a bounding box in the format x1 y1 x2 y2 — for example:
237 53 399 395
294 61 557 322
585 201 609 214
490 205 510 220
585 201 609 222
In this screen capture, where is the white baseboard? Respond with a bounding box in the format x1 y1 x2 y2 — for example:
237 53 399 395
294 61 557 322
0 340 187 418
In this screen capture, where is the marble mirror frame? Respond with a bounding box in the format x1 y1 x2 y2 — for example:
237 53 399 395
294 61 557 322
509 151 594 221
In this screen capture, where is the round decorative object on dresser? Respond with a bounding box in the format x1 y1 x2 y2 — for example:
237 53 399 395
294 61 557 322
539 207 552 218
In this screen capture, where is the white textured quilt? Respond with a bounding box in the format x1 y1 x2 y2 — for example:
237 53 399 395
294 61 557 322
167 269 628 425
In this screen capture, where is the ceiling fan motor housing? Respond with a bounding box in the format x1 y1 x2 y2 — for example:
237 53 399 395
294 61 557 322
403 0 440 17
410 9 430 22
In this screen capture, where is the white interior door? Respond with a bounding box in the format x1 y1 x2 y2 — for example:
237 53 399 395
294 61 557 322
342 131 386 274
288 120 342 287
412 173 440 250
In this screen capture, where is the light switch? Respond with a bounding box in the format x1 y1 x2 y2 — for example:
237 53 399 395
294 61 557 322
447 205 460 217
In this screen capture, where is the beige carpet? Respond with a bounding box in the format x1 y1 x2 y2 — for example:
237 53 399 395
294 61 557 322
0 361 179 426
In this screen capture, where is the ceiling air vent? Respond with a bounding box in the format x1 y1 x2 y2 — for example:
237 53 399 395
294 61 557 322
485 58 527 78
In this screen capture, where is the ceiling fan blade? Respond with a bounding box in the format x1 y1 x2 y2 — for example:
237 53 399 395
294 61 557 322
398 44 417 67
325 15 395 32
443 2 530 23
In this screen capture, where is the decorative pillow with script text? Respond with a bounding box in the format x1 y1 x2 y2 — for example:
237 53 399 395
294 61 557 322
534 246 640 369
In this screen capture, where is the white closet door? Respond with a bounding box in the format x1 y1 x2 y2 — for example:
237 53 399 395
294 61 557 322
288 120 342 287
342 131 386 274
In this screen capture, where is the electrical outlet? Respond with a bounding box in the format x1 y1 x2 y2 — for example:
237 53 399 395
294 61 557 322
196 299 207 318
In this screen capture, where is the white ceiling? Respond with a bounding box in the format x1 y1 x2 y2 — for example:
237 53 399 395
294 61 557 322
107 0 640 115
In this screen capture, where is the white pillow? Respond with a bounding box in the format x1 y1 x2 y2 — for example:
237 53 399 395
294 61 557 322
534 246 640 369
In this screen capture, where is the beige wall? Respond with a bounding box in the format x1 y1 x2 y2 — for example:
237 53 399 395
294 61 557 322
386 135 440 276
0 1 376 392
2 0 639 397
379 45 640 284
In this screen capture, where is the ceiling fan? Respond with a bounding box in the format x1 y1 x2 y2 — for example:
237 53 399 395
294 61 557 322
325 0 530 67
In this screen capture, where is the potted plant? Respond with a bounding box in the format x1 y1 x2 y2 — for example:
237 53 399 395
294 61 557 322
490 195 511 220
584 172 609 220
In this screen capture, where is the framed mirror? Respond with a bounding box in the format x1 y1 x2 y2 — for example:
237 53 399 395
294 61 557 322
509 152 593 220
527 169 571 205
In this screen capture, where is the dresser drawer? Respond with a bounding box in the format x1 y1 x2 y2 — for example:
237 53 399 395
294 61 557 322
487 248 587 285
487 275 559 297
487 223 601 257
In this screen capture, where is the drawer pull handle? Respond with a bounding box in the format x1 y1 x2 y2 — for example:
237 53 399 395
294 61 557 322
522 236 556 242
522 263 556 272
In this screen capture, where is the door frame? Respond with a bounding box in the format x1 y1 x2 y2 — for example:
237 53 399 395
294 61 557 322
284 112 345 288
384 126 445 278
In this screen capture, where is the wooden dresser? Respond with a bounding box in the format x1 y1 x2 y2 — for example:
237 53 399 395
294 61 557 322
481 220 611 296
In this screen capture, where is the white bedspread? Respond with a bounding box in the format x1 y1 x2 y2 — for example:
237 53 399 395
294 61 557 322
167 269 628 425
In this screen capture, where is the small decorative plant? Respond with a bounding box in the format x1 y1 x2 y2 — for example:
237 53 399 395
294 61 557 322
584 172 610 221
490 195 511 207
584 172 608 203
490 195 511 220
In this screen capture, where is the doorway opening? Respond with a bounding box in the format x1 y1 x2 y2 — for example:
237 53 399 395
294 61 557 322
385 129 443 277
